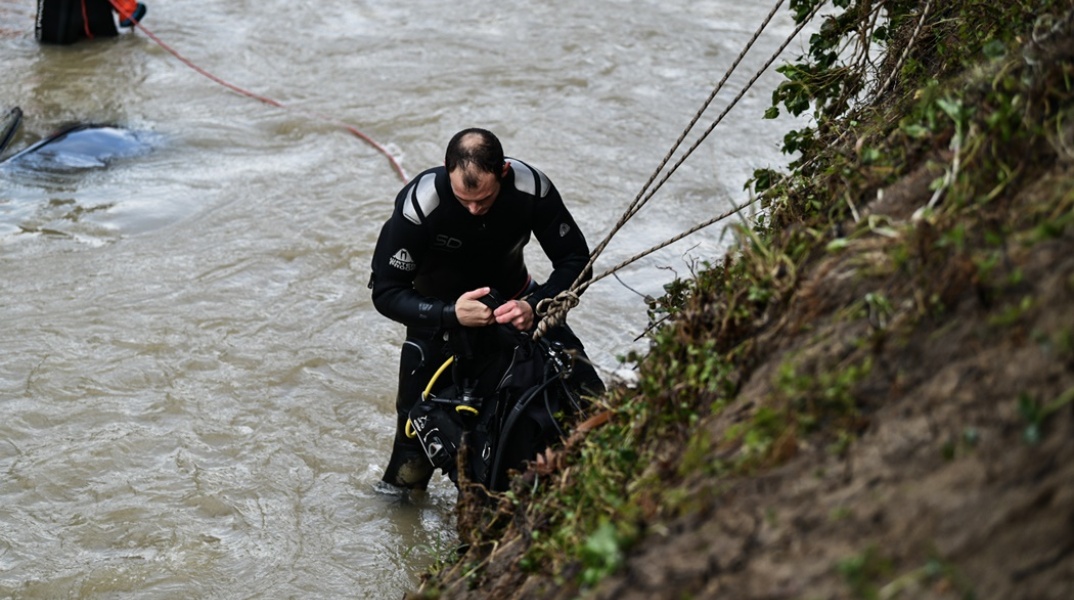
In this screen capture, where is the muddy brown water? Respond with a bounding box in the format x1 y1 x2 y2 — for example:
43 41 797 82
0 0 806 596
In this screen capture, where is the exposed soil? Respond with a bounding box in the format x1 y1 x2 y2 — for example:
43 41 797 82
580 174 1074 600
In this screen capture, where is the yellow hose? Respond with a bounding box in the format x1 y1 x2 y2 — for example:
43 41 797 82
423 356 454 401
405 356 456 439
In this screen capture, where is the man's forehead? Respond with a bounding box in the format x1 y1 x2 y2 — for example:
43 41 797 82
451 168 495 189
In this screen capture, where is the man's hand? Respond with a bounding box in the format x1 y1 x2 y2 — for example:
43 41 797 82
454 287 495 327
494 298 533 331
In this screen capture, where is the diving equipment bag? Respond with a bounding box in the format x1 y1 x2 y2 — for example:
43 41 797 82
407 306 589 492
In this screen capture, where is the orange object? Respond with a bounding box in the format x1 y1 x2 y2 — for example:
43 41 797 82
111 0 138 21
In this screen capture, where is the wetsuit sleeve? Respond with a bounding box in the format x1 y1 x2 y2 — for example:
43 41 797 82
369 186 460 329
527 181 592 307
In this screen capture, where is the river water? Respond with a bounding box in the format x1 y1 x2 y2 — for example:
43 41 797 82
0 0 805 597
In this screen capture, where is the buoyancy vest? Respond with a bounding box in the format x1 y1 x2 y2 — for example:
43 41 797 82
406 291 589 491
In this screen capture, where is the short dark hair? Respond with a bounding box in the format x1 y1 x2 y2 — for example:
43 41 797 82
445 128 505 182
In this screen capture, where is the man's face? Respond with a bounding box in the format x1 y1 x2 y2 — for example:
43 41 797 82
449 167 502 216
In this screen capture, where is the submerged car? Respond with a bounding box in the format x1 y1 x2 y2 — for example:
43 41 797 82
1 106 153 173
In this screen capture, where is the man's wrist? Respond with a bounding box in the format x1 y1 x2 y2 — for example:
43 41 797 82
441 303 459 328
520 297 536 318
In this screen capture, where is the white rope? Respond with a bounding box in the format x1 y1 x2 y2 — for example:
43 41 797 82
533 1 826 338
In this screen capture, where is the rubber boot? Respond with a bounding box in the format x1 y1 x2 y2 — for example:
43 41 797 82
380 414 435 490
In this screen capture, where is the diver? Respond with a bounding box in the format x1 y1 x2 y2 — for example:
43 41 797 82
369 128 605 492
36 0 147 45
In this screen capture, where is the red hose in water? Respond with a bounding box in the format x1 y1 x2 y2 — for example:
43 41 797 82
105 0 409 182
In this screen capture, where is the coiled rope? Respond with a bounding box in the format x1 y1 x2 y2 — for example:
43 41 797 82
533 0 824 340
106 1 408 182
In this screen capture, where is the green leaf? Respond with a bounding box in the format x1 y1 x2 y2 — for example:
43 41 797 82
983 39 1007 60
826 238 849 252
902 124 930 139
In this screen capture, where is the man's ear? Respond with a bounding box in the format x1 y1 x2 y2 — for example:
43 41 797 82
501 161 510 178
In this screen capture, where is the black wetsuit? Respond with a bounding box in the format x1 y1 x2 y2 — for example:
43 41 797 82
369 158 602 488
37 0 118 44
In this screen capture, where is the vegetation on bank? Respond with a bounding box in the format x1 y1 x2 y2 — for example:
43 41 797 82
414 0 1074 597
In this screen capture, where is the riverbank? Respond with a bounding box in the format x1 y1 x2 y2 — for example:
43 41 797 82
412 2 1074 598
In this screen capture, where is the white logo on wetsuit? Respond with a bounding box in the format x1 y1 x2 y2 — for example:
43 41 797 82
390 248 417 271
559 223 571 237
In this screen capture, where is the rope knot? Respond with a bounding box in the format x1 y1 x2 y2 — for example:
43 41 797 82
532 290 580 340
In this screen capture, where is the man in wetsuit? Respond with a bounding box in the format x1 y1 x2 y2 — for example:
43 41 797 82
36 0 146 45
369 128 603 490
